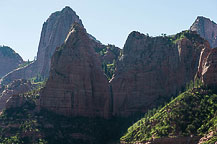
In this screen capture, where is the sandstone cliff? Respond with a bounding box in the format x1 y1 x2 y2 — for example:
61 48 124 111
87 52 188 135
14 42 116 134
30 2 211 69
40 24 111 118
190 16 217 48
1 6 83 85
111 30 210 117
40 29 210 119
197 47 217 88
0 46 23 78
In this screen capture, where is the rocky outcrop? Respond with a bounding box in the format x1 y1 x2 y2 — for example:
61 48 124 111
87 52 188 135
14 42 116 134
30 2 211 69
40 24 111 118
111 31 210 117
0 46 23 78
198 131 217 144
197 47 217 87
1 6 83 85
6 94 27 110
0 79 33 112
190 16 217 48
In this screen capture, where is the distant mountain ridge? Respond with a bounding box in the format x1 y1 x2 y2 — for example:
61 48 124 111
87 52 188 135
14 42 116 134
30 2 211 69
0 46 23 78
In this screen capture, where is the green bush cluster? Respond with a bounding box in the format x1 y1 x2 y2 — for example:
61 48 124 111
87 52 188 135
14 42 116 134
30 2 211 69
102 60 116 80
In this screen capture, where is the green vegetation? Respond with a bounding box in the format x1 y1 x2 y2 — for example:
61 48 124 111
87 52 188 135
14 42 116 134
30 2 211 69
169 30 204 45
0 86 43 143
121 86 217 143
99 45 120 80
102 60 116 80
202 116 217 144
0 102 128 144
0 83 130 144
30 74 46 85
18 60 33 69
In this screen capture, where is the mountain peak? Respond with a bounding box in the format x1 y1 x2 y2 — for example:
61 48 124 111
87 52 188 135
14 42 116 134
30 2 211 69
61 6 75 14
64 23 87 44
47 6 83 27
0 46 23 78
190 16 217 48
195 16 216 25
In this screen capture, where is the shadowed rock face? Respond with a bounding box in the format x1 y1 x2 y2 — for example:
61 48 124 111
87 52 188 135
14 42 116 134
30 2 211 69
36 6 83 77
190 16 217 48
40 29 210 118
1 6 83 85
40 24 111 118
0 46 23 78
197 47 217 87
111 31 209 117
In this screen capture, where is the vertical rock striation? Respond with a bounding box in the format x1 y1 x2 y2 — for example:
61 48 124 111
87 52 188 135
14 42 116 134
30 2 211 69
110 31 209 117
197 47 217 87
190 16 217 48
40 24 111 118
1 6 83 85
40 29 211 118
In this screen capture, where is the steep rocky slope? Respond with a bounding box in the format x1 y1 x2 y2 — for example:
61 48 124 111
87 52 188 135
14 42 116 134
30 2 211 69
40 24 112 118
121 87 217 144
0 46 23 78
197 47 217 88
0 79 34 113
1 7 120 85
39 29 210 120
111 30 210 117
190 16 217 48
1 6 83 85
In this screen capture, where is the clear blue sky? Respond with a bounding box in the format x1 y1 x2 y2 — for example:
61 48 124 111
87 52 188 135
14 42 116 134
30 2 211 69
0 0 216 60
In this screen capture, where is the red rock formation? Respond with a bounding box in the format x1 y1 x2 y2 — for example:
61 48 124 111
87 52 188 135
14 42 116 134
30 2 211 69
190 16 217 48
0 46 23 78
40 24 111 118
197 47 217 87
101 45 120 64
198 131 217 144
1 6 83 85
111 31 209 117
0 79 33 112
